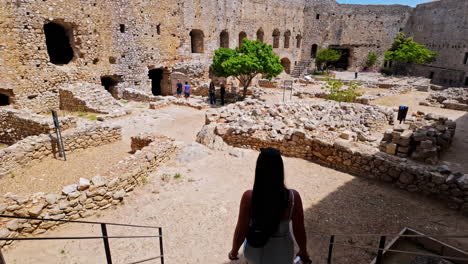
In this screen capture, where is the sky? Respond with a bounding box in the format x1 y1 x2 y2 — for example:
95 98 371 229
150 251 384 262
336 0 436 7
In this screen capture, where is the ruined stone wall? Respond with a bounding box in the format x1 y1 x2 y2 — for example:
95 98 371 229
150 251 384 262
0 108 76 145
302 3 412 70
0 124 122 178
404 0 468 87
0 136 176 246
0 0 306 112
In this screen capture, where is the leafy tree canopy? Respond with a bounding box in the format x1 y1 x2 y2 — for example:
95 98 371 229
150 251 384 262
384 32 436 64
315 48 342 71
211 38 283 98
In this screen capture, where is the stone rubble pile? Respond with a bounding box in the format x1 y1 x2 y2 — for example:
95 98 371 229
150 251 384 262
149 96 209 110
208 99 393 143
379 113 456 164
0 135 177 248
59 82 130 118
420 88 468 111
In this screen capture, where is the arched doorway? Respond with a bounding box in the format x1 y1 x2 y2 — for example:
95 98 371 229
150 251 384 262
190 29 204 53
220 30 229 48
311 44 318 58
281 58 291 74
272 29 280 48
239 31 247 48
284 30 291 49
256 28 264 43
43 21 74 65
296 35 302 48
148 69 164 95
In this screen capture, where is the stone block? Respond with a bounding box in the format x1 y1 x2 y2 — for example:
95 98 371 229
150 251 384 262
420 140 434 149
28 203 45 217
78 178 91 191
91 176 107 187
386 143 397 155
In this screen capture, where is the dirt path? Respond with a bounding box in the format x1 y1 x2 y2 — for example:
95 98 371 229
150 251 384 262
4 105 468 264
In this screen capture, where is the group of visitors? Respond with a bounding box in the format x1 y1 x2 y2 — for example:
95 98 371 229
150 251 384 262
176 80 191 101
209 80 226 106
175 79 226 105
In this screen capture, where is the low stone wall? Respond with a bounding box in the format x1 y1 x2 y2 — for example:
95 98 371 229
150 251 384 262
200 112 468 215
0 124 122 178
0 135 177 248
379 114 456 164
0 108 76 145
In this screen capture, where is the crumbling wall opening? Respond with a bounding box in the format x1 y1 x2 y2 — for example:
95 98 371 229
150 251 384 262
239 31 247 48
43 21 75 65
316 14 320 20
464 53 468 64
149 69 164 96
257 28 264 43
465 76 468 86
429 71 435 80
190 29 204 53
0 93 10 106
100 75 123 97
284 30 291 49
220 30 229 48
311 44 318 58
120 24 126 33
272 29 280 48
281 58 291 74
296 35 302 48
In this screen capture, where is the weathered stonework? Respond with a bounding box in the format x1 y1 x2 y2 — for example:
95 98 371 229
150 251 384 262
0 135 176 247
0 108 76 145
0 124 122 178
1 0 464 113
198 100 468 214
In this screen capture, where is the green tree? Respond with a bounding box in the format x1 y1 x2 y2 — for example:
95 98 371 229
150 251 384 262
315 48 342 71
211 38 283 99
365 52 378 69
384 33 436 74
322 78 362 103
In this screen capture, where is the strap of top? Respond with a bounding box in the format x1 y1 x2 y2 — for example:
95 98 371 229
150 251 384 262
288 190 295 220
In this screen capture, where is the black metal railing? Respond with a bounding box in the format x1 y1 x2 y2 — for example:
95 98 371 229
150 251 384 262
0 215 164 264
324 230 468 264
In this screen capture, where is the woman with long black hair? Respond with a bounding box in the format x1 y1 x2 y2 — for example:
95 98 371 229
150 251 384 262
228 148 311 263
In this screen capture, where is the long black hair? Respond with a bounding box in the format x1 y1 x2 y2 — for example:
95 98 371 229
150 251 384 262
252 148 289 237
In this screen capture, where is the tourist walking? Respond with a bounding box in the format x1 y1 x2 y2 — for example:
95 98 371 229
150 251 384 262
354 69 359 79
209 80 216 105
176 79 183 98
220 82 226 106
228 148 312 264
183 81 191 101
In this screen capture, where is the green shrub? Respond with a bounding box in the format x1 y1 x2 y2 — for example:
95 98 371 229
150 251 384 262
365 52 378 69
322 78 362 103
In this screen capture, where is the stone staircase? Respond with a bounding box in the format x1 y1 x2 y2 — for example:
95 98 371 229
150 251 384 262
291 59 313 78
59 82 127 117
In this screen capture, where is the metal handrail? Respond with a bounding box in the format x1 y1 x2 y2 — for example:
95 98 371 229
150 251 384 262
0 215 164 264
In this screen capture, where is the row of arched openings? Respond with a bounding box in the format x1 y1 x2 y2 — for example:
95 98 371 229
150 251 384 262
189 29 302 53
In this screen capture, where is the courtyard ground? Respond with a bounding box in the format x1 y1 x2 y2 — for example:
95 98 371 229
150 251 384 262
3 95 468 263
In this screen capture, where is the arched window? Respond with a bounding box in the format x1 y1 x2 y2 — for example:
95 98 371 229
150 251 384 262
272 29 280 48
256 28 264 43
311 44 318 58
280 58 291 74
239 31 247 48
284 30 291 49
190 29 204 53
220 30 229 48
43 21 75 65
296 35 302 48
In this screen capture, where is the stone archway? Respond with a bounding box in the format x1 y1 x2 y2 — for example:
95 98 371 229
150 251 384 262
190 29 204 53
281 58 291 74
220 30 229 48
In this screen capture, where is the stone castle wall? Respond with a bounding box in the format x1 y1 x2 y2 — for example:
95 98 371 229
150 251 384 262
403 0 468 87
0 0 465 113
